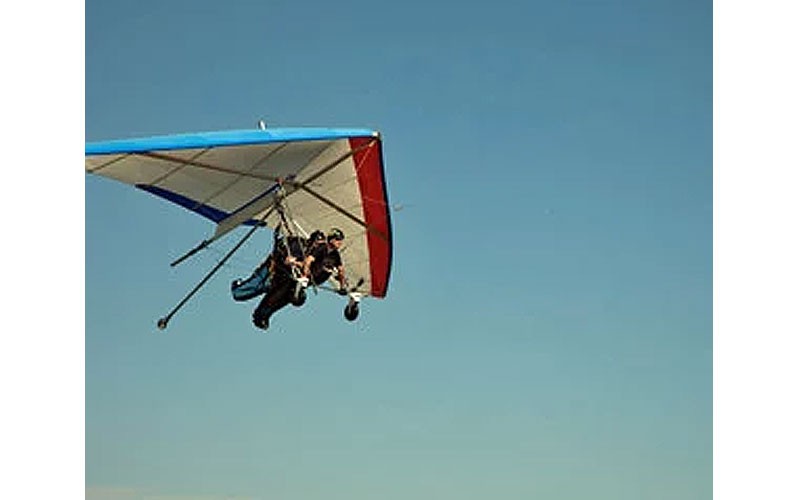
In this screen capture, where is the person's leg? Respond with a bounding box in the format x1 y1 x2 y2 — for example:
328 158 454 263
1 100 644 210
252 293 273 328
232 263 271 301
252 277 292 329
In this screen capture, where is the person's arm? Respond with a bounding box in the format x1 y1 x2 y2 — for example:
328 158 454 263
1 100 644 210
302 255 315 277
335 265 348 293
283 238 302 268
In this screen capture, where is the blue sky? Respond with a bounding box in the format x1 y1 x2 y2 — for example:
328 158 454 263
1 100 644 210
85 0 711 498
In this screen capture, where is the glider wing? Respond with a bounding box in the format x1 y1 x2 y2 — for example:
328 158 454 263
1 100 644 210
86 128 393 298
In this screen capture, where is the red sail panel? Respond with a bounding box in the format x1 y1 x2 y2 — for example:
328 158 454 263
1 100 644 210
350 137 392 297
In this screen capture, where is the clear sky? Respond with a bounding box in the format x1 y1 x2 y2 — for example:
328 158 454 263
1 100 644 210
85 0 711 498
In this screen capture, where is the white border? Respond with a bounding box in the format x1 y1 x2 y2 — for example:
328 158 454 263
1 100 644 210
715 1 800 498
4 1 84 498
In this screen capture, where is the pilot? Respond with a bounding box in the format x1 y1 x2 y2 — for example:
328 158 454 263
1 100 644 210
303 227 348 294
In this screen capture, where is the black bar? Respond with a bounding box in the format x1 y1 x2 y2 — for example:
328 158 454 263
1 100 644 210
170 239 210 267
157 223 262 330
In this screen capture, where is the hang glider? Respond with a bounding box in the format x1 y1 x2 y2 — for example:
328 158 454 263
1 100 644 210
86 127 393 329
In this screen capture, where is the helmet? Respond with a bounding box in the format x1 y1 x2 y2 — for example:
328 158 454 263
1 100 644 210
308 230 325 243
328 227 345 241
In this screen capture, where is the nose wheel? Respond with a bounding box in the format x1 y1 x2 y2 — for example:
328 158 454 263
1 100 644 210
344 301 359 321
341 278 364 322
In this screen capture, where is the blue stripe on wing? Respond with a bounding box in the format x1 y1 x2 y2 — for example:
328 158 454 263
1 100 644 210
136 184 261 226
